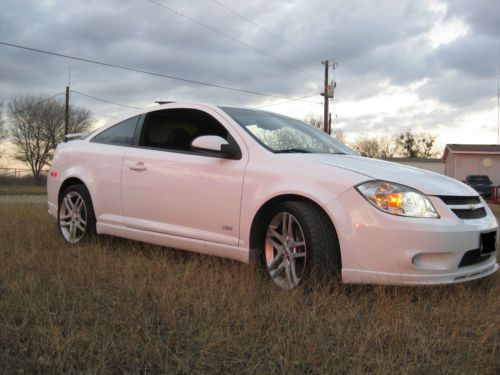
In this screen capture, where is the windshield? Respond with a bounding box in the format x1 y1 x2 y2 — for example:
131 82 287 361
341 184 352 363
221 107 355 155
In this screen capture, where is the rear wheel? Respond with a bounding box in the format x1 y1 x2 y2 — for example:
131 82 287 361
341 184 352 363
58 185 96 244
263 201 340 289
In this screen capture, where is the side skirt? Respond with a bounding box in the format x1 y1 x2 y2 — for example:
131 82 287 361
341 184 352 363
97 222 250 263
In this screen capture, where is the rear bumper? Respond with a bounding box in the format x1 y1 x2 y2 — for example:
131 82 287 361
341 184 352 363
326 188 499 285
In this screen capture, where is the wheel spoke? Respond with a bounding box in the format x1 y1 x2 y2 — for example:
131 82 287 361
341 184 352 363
285 262 293 286
291 251 306 259
269 262 285 279
268 237 283 252
69 222 77 241
60 220 71 228
281 213 288 236
269 228 285 243
64 195 75 210
268 250 284 271
60 212 71 220
75 196 84 211
76 221 86 232
290 240 305 248
289 260 299 286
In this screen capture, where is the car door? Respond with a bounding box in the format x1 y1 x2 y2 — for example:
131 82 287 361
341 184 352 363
121 107 247 246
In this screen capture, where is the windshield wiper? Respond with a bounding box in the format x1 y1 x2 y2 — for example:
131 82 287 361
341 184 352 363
275 148 312 153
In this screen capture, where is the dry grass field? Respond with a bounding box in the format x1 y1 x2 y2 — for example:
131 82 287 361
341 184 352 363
0 185 46 195
0 200 499 374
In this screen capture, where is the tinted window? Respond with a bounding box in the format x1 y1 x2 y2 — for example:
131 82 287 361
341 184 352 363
139 109 230 153
92 116 139 146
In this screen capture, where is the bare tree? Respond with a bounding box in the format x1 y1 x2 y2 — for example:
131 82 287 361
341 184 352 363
352 136 380 158
0 102 8 163
303 113 347 144
0 102 5 139
303 113 323 130
8 95 92 184
332 129 347 143
397 129 438 158
352 135 399 158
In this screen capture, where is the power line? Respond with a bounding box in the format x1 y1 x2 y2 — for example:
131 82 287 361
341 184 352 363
253 94 321 109
144 0 320 80
0 41 319 103
71 90 142 109
211 0 321 64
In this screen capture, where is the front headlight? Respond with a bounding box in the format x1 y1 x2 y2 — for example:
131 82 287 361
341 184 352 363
356 181 439 218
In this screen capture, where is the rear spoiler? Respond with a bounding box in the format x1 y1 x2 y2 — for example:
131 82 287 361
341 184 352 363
64 133 88 142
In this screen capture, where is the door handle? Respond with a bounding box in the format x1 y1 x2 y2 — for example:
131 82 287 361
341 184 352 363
129 162 147 171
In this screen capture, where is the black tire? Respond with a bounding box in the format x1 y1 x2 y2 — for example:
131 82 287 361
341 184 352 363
58 184 96 244
261 201 341 289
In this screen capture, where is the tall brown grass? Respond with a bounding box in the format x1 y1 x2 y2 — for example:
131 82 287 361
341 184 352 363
0 202 498 374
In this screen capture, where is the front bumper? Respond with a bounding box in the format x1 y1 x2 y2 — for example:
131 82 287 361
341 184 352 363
325 188 498 285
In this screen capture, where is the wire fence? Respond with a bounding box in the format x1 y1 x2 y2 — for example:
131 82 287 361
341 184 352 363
0 168 47 185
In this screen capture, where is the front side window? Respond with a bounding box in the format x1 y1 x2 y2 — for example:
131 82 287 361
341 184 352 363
139 109 236 156
91 116 139 146
222 107 355 155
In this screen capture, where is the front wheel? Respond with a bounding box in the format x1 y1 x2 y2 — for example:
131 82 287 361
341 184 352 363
263 201 341 289
58 185 96 244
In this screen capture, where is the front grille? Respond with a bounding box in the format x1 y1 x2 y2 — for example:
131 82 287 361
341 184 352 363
439 196 480 205
458 249 492 267
451 208 487 219
437 195 487 220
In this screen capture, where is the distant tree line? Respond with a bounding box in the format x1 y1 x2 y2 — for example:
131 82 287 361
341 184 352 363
302 114 440 159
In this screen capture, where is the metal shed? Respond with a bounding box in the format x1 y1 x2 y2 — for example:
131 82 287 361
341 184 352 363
443 144 500 184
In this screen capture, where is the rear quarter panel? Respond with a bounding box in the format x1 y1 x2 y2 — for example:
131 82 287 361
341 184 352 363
52 141 128 227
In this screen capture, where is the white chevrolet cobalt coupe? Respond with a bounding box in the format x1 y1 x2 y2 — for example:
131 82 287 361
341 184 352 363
47 103 498 288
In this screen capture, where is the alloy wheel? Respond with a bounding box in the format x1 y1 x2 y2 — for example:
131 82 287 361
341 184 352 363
59 191 88 243
265 212 307 289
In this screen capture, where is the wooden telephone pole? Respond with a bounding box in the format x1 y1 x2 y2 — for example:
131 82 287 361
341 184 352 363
64 85 69 139
321 60 336 134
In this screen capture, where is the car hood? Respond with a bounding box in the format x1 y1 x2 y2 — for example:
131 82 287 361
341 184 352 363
296 154 477 196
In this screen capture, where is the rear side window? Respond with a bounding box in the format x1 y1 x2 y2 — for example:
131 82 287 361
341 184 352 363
91 116 139 146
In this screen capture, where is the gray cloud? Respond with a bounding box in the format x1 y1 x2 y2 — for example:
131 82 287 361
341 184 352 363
0 0 498 144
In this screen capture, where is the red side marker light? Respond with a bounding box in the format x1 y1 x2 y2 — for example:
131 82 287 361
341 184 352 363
50 171 57 177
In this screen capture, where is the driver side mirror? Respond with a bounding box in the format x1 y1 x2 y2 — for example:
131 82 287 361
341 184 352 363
191 135 239 159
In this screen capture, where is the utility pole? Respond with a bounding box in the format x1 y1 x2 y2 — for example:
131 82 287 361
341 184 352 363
64 86 69 139
322 60 329 134
321 60 336 134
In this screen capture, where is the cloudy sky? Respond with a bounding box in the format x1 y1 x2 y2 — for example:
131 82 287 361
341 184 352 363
1 0 499 158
